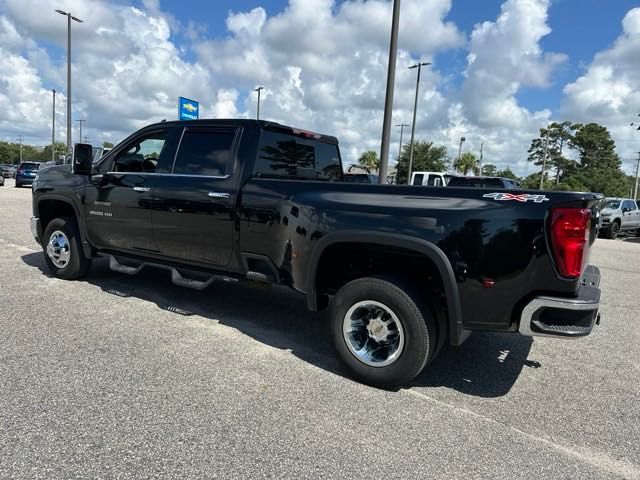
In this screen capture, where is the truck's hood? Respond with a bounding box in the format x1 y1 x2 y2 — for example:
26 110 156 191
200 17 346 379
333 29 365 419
600 208 616 217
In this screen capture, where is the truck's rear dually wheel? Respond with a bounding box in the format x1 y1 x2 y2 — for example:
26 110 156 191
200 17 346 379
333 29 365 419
331 276 436 388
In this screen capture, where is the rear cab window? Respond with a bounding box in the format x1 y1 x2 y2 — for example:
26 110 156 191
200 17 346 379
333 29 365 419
254 129 342 181
20 163 40 170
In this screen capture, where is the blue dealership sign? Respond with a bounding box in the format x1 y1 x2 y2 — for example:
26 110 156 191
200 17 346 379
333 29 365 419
178 97 199 120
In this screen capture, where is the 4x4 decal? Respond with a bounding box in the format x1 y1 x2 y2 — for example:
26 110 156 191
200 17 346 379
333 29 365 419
483 192 549 203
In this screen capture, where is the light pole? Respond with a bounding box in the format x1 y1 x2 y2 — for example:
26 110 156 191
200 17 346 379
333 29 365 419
254 86 264 120
634 152 640 201
51 89 56 163
407 62 431 184
55 9 83 154
76 119 85 144
395 123 409 163
378 0 401 185
457 136 466 162
17 135 23 164
632 116 640 200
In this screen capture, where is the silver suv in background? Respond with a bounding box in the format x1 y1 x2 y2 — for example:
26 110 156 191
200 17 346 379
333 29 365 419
599 198 640 239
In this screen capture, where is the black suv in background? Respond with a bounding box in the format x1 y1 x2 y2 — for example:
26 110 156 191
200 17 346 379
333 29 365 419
15 162 41 188
448 176 522 189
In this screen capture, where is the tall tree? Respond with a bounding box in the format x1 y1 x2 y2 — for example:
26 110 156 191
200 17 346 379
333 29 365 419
481 164 497 176
32 143 67 162
395 141 448 184
453 152 477 175
527 121 575 186
495 167 520 181
357 151 380 173
566 123 628 196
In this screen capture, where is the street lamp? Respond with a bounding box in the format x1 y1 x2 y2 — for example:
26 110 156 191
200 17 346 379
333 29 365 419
76 119 85 144
378 0 401 185
55 9 83 154
51 89 56 163
407 62 431 184
254 86 264 120
457 136 466 162
395 123 409 164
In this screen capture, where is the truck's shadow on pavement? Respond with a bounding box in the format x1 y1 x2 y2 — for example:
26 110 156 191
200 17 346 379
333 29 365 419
22 252 536 398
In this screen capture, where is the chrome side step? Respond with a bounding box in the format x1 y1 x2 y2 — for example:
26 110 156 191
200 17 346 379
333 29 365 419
105 255 239 291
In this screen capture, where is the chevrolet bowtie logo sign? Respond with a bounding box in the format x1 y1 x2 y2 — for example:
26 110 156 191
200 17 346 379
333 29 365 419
179 96 199 120
183 103 197 113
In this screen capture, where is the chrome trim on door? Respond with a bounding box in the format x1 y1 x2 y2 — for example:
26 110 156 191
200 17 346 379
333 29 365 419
132 186 151 192
208 192 231 199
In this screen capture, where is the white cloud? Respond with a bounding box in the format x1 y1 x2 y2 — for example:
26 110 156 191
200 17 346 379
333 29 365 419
1 0 627 178
562 7 640 173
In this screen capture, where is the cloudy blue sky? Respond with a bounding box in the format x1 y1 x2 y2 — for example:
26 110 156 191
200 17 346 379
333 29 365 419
1 0 639 174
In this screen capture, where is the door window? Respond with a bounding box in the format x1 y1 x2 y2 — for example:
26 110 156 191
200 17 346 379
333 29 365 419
412 174 424 185
173 128 237 177
111 130 175 173
622 200 636 211
427 175 442 186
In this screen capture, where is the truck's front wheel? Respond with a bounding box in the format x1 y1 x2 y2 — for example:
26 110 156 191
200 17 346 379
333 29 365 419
331 276 436 388
43 217 91 280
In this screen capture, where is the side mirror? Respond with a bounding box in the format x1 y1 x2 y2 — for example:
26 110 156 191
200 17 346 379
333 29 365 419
622 207 630 213
73 143 93 175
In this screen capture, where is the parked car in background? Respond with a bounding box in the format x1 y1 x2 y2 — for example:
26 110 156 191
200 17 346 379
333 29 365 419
599 197 640 238
410 171 447 186
1 164 17 178
15 162 41 188
343 173 379 183
447 176 522 189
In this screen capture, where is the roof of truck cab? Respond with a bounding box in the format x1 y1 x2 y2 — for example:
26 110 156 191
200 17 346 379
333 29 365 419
145 119 339 144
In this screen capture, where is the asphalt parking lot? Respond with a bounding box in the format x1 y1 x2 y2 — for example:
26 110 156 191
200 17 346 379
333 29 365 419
1 178 639 479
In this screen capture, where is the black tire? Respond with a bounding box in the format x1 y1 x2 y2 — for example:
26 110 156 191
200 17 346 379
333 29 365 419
14 182 21 188
608 221 620 239
42 217 91 279
331 276 436 388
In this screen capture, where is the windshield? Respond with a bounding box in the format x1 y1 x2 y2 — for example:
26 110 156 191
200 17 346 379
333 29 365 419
604 200 620 209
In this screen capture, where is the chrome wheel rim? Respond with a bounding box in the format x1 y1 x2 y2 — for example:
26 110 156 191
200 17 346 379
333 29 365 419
46 230 71 268
342 300 405 367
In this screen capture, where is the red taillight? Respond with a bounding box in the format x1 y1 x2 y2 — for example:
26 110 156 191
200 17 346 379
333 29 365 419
550 208 591 278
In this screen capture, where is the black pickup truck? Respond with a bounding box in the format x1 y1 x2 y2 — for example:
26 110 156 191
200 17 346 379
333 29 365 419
31 119 602 387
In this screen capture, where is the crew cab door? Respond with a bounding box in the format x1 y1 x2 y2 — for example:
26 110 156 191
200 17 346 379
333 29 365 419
84 128 180 253
151 126 239 267
621 200 640 229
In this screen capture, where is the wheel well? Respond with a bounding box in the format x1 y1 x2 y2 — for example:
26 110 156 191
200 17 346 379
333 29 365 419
38 199 77 234
613 218 621 225
314 242 449 345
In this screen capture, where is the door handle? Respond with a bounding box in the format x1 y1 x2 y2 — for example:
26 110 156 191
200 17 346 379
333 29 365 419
133 186 150 192
208 192 231 199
